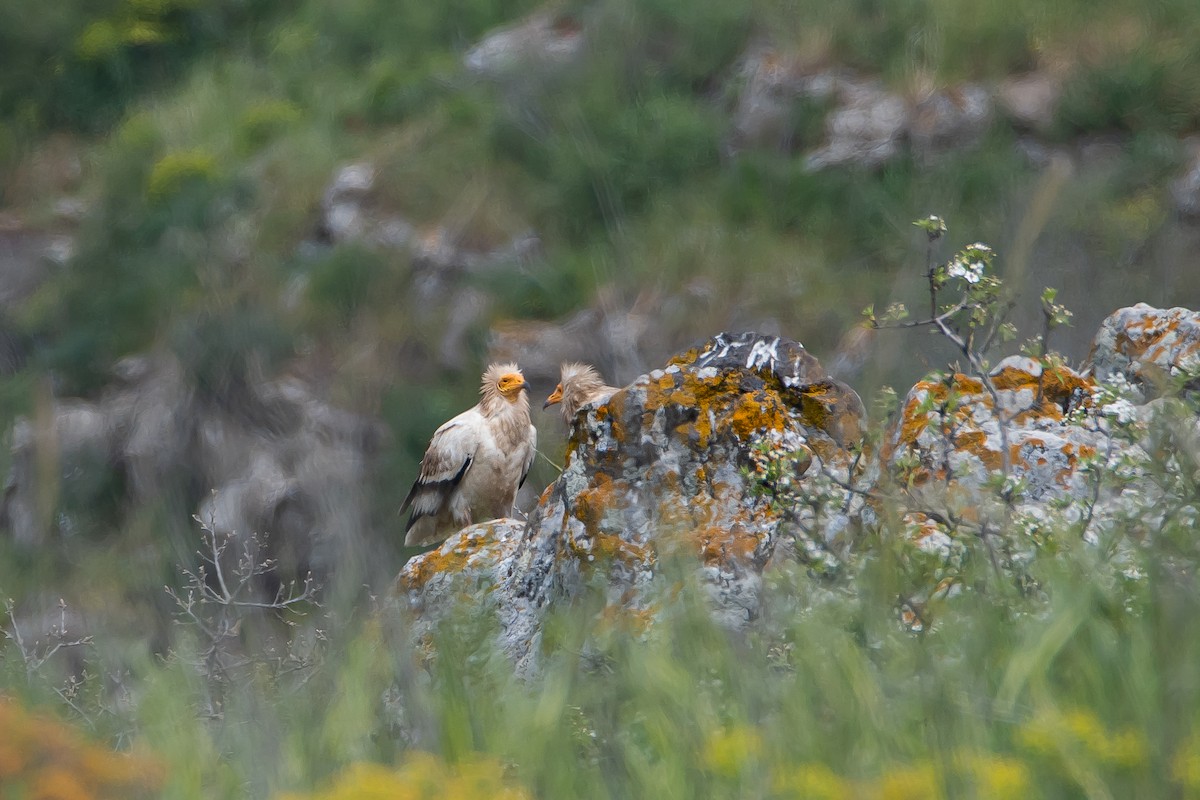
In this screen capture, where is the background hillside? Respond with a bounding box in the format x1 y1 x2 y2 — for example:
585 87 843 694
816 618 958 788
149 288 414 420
2 0 1200 797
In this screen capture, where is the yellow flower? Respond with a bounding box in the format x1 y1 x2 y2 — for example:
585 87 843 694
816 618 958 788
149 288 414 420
1018 707 1146 769
959 754 1031 800
279 753 531 800
1173 739 1200 792
772 763 849 800
703 725 764 778
874 762 943 800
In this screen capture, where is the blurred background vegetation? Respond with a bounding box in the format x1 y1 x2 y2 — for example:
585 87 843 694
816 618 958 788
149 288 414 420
2 0 1200 796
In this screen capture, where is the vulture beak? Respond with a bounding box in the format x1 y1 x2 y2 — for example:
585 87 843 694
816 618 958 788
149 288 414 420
543 384 563 410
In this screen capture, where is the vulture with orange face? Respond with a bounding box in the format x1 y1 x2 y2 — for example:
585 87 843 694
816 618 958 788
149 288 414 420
543 362 619 425
401 363 536 546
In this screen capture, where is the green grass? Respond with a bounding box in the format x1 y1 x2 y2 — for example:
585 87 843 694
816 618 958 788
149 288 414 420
5 502 1197 799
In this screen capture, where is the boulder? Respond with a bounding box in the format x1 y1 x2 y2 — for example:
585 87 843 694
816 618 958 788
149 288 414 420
996 73 1062 133
1088 303 1200 398
396 333 866 674
726 49 842 152
875 348 1174 621
909 84 993 161
463 12 584 79
805 80 909 171
882 356 1098 511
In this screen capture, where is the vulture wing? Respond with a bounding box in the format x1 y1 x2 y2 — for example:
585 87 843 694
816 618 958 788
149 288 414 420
517 423 537 489
401 409 483 532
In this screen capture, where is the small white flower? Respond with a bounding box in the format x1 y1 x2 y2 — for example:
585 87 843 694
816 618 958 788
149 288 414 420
947 257 984 284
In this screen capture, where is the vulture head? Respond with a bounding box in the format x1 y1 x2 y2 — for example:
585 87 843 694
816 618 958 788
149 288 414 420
543 362 618 423
482 363 529 405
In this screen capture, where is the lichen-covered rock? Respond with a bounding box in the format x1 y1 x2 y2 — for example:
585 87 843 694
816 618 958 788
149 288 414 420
395 519 527 664
877 354 1163 618
1088 304 1200 398
396 333 865 674
883 356 1099 511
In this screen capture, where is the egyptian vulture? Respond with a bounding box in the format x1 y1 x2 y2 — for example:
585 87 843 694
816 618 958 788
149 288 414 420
401 363 536 547
543 362 619 424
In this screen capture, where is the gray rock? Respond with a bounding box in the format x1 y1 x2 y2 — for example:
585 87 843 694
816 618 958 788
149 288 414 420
726 48 844 152
997 73 1062 132
1 351 383 581
805 80 909 171
464 13 584 79
909 84 993 161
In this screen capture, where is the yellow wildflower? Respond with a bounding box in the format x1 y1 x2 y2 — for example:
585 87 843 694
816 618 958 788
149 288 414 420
703 725 764 778
772 762 849 799
874 762 943 800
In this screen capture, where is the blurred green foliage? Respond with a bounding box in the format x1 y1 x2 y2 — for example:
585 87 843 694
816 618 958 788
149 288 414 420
0 0 284 132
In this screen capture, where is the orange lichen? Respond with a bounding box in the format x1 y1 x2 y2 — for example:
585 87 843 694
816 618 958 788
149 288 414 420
795 381 864 446
668 348 701 368
729 393 788 438
689 525 760 567
568 528 652 567
954 430 1002 471
990 363 1094 424
572 473 619 529
399 527 509 592
639 370 785 448
891 375 989 451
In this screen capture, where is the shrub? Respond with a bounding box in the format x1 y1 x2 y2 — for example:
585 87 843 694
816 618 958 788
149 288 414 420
236 100 302 153
1057 50 1200 135
146 148 219 200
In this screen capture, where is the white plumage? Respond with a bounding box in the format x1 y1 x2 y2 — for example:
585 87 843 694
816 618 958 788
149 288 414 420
543 362 619 424
401 363 536 547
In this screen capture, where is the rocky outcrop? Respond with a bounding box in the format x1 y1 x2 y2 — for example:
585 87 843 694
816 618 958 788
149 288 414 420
399 304 1200 661
726 51 841 152
1 352 384 577
317 162 541 277
882 356 1098 510
396 332 866 674
315 161 542 369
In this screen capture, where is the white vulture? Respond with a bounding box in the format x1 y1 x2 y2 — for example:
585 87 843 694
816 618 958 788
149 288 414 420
543 362 619 424
401 363 536 547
